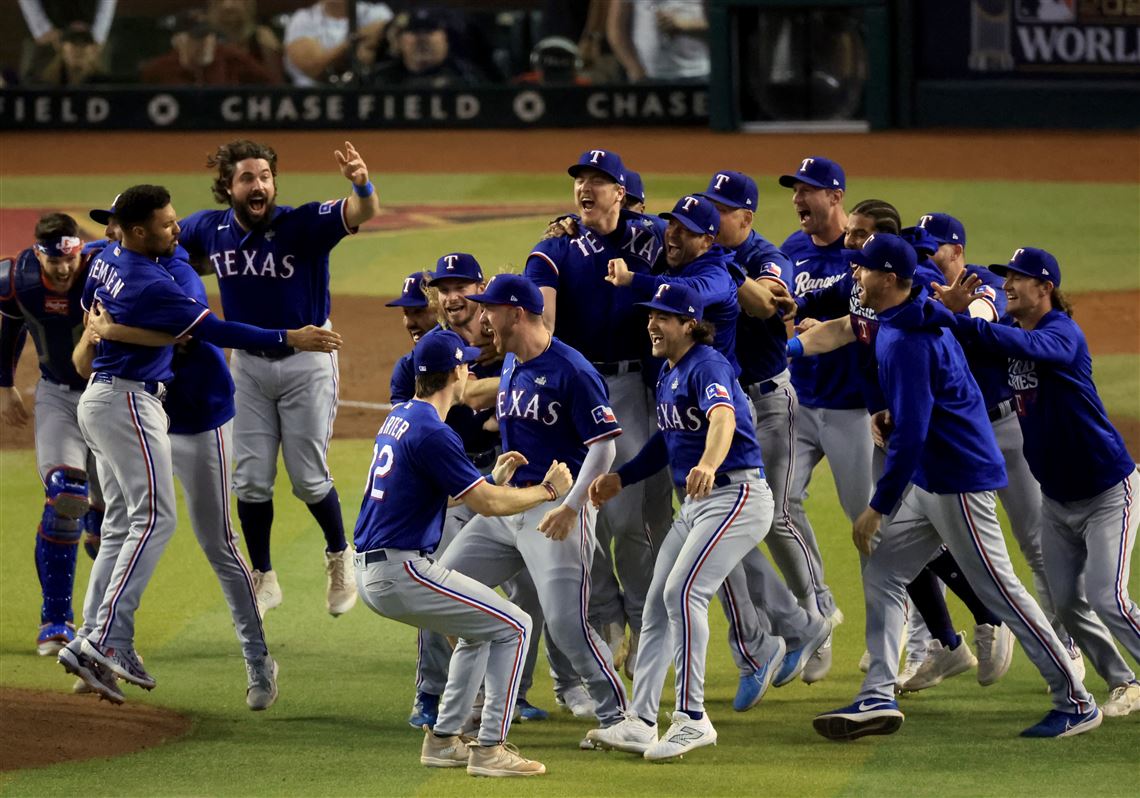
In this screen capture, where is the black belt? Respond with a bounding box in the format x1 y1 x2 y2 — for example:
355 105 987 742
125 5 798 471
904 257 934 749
714 467 764 487
246 347 298 360
743 378 779 396
361 548 428 565
592 360 642 376
92 372 168 400
468 448 499 470
988 398 1014 422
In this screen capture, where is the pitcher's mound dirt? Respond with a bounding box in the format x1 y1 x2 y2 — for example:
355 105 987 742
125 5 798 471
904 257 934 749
0 688 191 771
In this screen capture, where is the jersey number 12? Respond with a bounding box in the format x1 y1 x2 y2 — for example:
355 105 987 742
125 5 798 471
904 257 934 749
369 443 395 501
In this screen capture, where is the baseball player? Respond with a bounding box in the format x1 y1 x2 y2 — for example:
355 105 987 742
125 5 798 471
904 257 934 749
178 139 381 616
0 213 102 656
57 184 338 700
437 274 629 745
584 283 776 760
929 247 1140 717
525 148 671 682
812 234 1097 741
354 328 572 778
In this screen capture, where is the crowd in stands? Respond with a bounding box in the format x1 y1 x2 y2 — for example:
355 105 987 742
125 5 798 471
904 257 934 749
6 0 711 89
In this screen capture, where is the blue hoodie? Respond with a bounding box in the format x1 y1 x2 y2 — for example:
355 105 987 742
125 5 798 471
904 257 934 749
870 294 1007 514
926 302 1135 503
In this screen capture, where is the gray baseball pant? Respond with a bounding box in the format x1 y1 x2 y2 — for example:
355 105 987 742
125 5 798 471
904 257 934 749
1040 469 1140 685
859 486 1094 714
438 502 628 726
77 455 126 641
630 474 774 719
34 381 102 501
356 551 531 747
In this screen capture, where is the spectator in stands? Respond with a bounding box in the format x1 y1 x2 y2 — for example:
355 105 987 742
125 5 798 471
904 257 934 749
140 10 278 85
607 0 710 82
364 9 485 89
283 0 393 87
541 0 613 79
207 0 284 84
18 0 117 81
512 37 590 86
35 21 110 86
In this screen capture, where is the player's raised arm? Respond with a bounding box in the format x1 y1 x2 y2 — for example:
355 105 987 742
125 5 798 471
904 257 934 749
336 141 381 228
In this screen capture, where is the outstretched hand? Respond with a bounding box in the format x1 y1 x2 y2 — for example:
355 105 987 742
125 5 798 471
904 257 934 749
931 269 982 314
334 140 369 186
287 326 343 352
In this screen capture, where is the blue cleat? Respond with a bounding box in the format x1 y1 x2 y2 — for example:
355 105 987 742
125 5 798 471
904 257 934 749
36 622 75 657
774 620 831 687
1020 708 1102 738
734 638 786 711
515 698 550 721
813 698 904 741
408 691 440 729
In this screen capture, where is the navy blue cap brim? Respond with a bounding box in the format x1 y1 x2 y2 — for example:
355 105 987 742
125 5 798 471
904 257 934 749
635 299 702 321
778 174 828 189
568 164 624 184
89 209 113 224
385 295 429 308
989 263 1042 281
698 191 746 209
844 248 870 268
427 271 481 287
458 345 482 363
659 211 709 236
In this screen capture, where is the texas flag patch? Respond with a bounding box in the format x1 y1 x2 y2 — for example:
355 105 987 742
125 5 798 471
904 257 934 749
759 262 782 278
592 405 617 424
705 383 731 401
973 284 997 301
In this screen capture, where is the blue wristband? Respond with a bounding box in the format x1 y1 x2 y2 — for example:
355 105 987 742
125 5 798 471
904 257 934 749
484 473 495 486
353 180 374 198
786 336 804 359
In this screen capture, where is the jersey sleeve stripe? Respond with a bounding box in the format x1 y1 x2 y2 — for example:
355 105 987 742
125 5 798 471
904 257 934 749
758 274 789 290
529 251 559 277
340 198 356 235
705 401 735 418
584 428 622 446
453 475 486 499
175 307 212 339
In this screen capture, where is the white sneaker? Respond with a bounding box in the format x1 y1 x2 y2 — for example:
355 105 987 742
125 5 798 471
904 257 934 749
896 657 925 693
1103 681 1140 717
602 621 629 671
858 649 872 673
643 712 717 762
624 631 640 681
467 743 545 777
555 684 596 719
975 623 1014 686
421 730 472 768
585 715 658 753
245 655 279 711
900 634 976 692
252 569 283 614
325 548 357 616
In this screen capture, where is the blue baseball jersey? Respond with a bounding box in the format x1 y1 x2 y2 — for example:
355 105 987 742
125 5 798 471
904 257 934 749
178 199 354 330
731 230 795 386
943 307 1135 503
870 297 1007 514
83 244 213 382
390 351 415 403
496 337 622 484
783 230 863 409
525 210 663 363
946 265 1012 411
629 244 741 373
0 248 90 389
353 399 486 553
654 344 764 487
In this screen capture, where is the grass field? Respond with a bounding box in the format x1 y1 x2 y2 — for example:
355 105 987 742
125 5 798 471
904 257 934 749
1 166 1138 795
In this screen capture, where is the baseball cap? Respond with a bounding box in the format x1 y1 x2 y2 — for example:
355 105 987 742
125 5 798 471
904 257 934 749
466 273 544 315
660 194 720 237
624 170 645 204
847 233 917 280
990 247 1061 287
701 170 757 210
916 213 967 247
899 225 940 257
385 271 429 307
413 329 480 374
428 252 483 285
568 149 626 185
636 282 704 321
778 156 846 191
89 193 121 225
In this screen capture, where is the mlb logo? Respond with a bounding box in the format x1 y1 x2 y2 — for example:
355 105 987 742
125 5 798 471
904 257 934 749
705 383 731 401
1015 0 1075 22
592 405 616 424
319 200 336 215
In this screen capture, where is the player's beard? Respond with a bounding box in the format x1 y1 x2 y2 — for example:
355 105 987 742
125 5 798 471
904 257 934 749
233 192 276 231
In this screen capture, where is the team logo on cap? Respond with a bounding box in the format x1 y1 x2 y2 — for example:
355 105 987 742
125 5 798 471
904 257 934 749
799 158 814 173
654 284 671 300
714 173 731 190
403 276 417 294
444 254 458 270
589 149 606 163
1012 248 1024 261
681 196 699 211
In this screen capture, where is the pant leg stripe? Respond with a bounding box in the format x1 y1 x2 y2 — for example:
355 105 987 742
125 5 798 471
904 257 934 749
403 561 527 742
679 483 748 710
99 393 159 646
1113 475 1140 639
214 427 267 648
577 509 628 710
321 352 339 481
958 493 1088 713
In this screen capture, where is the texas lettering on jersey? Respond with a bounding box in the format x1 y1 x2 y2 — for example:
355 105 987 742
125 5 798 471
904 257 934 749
208 249 296 280
496 387 561 426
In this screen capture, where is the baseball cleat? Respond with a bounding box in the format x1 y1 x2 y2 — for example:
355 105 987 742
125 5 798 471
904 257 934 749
895 657 926 694
975 623 1014 686
801 633 833 684
555 684 596 719
585 714 658 754
775 620 830 687
421 730 472 768
813 699 904 741
514 698 549 722
251 569 283 614
36 621 76 656
643 711 717 762
466 742 545 777
408 691 440 729
734 637 785 711
59 640 124 705
81 639 155 690
900 634 976 693
1102 681 1140 717
1020 707 1102 738
325 547 357 616
245 654 279 711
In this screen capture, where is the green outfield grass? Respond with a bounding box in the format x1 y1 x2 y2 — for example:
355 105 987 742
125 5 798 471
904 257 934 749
1 445 1137 797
